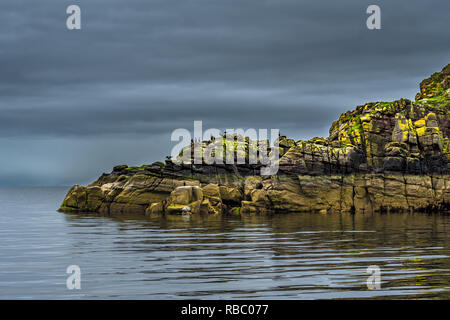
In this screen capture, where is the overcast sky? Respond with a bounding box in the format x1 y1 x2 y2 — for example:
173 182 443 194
0 0 449 186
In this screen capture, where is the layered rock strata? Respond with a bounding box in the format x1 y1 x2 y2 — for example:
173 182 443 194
60 64 450 215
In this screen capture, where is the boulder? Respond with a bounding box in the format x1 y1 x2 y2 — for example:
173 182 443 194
59 64 450 215
165 186 203 214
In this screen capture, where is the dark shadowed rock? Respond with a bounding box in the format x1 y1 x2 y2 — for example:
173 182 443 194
60 64 450 215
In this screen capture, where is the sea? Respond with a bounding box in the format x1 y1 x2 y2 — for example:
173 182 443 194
1 187 449 299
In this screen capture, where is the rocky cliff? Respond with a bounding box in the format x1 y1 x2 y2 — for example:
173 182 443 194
60 64 450 215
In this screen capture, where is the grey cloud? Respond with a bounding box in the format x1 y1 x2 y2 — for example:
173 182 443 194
0 0 449 185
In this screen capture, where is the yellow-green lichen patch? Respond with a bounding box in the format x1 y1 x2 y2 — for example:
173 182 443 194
125 165 148 172
414 119 426 128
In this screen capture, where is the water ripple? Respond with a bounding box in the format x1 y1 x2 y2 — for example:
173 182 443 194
1 187 450 299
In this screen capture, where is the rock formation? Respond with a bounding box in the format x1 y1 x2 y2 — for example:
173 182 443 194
60 64 450 215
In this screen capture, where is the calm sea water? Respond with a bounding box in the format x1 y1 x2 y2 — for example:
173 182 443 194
1 187 450 299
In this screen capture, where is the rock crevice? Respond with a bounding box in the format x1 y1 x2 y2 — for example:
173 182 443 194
60 64 450 215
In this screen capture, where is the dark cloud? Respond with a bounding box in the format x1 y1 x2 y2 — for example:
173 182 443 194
0 0 449 185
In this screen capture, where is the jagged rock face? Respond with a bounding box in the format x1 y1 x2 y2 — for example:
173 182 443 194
60 64 450 215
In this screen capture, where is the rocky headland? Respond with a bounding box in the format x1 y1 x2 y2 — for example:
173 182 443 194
60 64 450 215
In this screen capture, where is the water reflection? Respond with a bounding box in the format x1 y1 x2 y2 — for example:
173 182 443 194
61 211 450 299
0 187 449 299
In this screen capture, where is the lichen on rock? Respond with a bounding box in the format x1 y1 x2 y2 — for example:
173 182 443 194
60 64 450 215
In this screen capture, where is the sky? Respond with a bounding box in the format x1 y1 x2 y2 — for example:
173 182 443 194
0 0 449 186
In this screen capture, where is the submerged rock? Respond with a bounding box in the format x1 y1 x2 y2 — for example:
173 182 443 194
60 64 450 215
